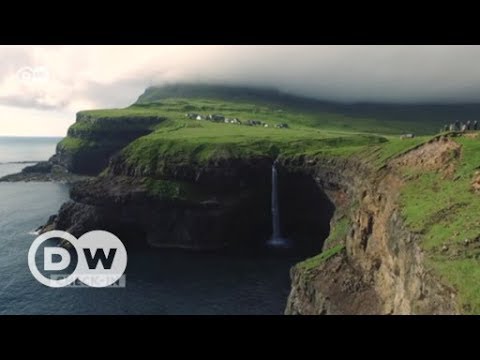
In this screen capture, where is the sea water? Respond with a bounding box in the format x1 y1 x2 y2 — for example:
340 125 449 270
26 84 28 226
0 137 302 314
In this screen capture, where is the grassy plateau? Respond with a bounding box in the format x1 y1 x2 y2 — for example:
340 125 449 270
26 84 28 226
60 84 480 313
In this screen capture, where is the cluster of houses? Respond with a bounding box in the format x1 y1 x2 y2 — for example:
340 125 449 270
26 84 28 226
186 113 225 122
401 120 480 140
185 113 289 129
443 120 479 133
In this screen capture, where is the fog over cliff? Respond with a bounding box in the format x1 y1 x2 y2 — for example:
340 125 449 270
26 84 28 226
1 45 480 135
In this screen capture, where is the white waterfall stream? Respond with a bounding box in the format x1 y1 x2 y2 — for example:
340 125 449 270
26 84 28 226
267 163 289 248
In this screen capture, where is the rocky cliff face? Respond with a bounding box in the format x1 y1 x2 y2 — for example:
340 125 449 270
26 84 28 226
49 113 164 175
44 152 339 254
44 156 275 251
281 150 459 314
108 153 274 189
40 130 459 313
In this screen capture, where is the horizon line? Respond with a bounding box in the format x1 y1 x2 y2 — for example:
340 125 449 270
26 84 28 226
0 134 65 138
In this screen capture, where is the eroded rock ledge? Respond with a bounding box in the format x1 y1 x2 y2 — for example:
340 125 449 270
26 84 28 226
37 139 460 314
40 157 275 251
281 150 459 315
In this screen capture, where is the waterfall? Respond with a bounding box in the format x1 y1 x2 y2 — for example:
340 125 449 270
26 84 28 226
271 164 281 239
268 163 289 248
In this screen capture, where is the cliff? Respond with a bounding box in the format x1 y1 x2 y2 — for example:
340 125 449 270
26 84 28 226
281 141 459 314
42 135 465 313
33 84 480 314
46 159 274 250
50 111 165 175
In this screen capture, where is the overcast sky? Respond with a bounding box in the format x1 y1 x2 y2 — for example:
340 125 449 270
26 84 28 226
1 45 480 136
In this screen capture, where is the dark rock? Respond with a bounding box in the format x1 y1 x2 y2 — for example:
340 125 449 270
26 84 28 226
49 114 165 175
43 173 273 251
108 154 274 191
22 161 52 173
36 214 58 234
46 214 57 225
0 164 91 183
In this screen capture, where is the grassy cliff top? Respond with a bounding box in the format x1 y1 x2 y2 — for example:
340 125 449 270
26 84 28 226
57 84 480 313
64 96 407 162
66 84 464 162
62 86 444 176
136 84 480 131
395 135 480 313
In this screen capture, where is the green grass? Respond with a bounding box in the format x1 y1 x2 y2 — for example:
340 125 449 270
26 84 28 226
59 88 480 313
122 121 388 172
131 97 433 135
359 135 431 168
69 111 164 138
294 215 349 280
78 108 167 118
136 84 459 135
57 137 92 152
58 110 166 159
142 177 210 201
323 217 351 247
82 96 441 135
108 98 395 173
143 178 184 199
100 99 442 175
297 244 345 272
64 96 443 172
397 136 480 313
433 258 480 314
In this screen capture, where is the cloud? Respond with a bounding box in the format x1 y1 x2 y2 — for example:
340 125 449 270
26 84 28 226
0 104 72 137
0 95 62 110
2 45 480 135
3 45 480 109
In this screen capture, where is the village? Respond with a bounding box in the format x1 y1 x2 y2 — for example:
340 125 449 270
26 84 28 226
185 113 289 129
443 120 479 133
400 120 480 139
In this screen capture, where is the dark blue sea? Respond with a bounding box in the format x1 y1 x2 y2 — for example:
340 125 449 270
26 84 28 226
0 137 301 314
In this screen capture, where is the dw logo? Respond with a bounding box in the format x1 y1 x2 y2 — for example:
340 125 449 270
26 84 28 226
28 230 128 288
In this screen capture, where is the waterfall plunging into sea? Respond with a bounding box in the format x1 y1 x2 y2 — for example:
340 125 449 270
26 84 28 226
267 163 289 248
272 164 281 239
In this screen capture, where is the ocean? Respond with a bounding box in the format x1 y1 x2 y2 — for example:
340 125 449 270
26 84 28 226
0 136 61 178
0 136 301 314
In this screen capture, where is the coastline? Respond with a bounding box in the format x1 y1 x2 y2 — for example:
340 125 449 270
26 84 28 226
0 162 91 184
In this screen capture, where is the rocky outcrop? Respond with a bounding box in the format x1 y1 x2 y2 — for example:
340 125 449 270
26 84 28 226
0 162 91 183
50 113 165 175
44 163 274 250
37 130 460 313
108 153 274 189
49 143 117 175
22 161 53 173
285 253 382 315
45 153 340 252
282 147 459 315
389 135 461 178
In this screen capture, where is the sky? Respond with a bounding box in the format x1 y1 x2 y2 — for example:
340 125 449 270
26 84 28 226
1 45 480 136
